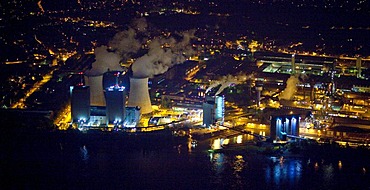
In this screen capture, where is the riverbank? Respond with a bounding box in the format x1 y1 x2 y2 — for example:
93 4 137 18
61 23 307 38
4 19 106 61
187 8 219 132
208 138 370 164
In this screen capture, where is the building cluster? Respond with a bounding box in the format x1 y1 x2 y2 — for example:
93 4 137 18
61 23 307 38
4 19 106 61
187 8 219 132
70 62 229 130
70 70 141 130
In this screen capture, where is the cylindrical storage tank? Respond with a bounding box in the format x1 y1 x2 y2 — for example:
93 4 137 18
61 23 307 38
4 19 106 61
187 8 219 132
85 74 105 106
127 77 152 114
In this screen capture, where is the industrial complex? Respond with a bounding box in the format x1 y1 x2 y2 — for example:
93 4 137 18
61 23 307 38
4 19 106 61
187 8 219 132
64 48 370 145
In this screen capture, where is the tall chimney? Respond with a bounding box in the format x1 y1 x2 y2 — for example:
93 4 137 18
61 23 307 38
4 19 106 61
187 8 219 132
356 57 362 78
127 77 152 114
291 54 296 74
256 86 263 107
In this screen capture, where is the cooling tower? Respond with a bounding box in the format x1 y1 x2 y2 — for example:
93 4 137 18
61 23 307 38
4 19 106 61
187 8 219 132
84 74 105 106
127 77 152 114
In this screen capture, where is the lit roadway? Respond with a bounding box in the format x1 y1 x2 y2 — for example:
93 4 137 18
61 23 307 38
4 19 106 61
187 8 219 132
11 70 55 109
55 104 71 130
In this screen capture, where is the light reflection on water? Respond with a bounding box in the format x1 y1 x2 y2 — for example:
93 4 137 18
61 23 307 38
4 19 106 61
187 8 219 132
233 155 245 187
210 153 225 175
5 132 370 189
209 152 248 188
323 163 334 185
265 157 303 188
205 132 370 189
80 145 89 161
210 134 257 150
205 133 370 189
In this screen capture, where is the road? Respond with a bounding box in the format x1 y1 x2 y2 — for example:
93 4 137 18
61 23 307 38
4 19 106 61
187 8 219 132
11 70 55 109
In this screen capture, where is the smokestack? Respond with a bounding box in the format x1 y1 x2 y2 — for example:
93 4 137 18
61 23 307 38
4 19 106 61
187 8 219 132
127 77 152 114
356 57 362 78
291 54 296 74
84 74 105 106
256 86 263 107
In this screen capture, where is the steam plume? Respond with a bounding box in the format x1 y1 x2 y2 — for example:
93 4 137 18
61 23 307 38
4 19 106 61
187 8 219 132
108 28 141 59
88 18 147 75
131 17 148 33
279 75 300 100
206 73 254 95
86 46 122 75
132 30 196 78
89 18 195 78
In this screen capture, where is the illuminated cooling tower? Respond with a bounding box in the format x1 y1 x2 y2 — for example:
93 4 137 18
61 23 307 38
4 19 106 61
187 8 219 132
127 77 152 114
84 74 105 106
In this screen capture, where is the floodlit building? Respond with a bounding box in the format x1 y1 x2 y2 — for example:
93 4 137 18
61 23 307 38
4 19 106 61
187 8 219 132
203 95 225 127
73 69 131 128
203 101 215 127
71 86 90 122
214 96 225 123
270 114 300 141
89 106 107 127
148 116 173 126
103 70 127 90
103 70 127 125
105 86 126 125
124 106 141 127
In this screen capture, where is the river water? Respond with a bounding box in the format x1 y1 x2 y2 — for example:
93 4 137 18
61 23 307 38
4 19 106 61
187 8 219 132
1 132 369 189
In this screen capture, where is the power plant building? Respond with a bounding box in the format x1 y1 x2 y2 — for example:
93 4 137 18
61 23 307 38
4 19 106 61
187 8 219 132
203 95 225 127
103 71 127 90
105 86 126 125
71 69 142 128
270 114 300 141
124 107 141 128
214 96 225 122
203 102 215 127
71 86 90 122
89 106 107 127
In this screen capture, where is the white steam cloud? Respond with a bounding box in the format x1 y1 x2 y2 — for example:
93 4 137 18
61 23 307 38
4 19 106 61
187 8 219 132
132 30 196 78
87 18 196 78
206 73 254 96
86 45 122 75
108 28 142 59
279 75 300 100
